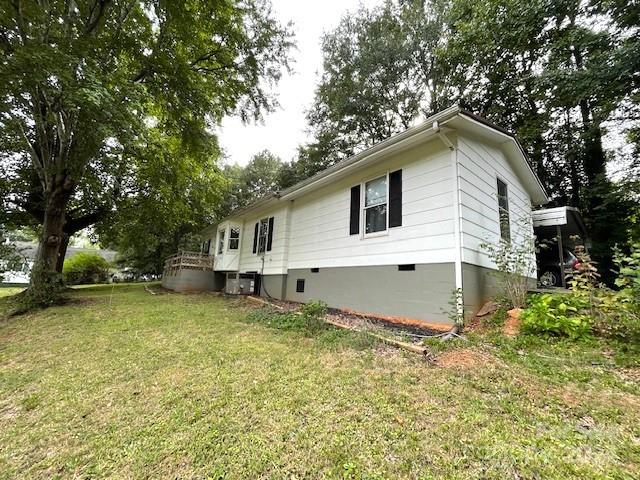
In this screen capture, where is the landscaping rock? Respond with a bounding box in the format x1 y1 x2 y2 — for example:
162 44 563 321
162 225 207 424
476 301 499 317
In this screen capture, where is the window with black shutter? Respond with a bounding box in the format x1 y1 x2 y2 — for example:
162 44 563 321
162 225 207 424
255 216 273 254
389 169 402 228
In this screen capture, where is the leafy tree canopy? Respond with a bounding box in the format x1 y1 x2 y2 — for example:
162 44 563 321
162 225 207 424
0 0 293 300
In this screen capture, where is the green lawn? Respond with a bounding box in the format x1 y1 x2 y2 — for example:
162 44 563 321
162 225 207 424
0 284 638 479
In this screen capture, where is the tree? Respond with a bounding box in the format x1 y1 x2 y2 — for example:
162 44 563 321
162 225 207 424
296 0 446 179
0 0 293 302
95 128 225 274
219 149 284 215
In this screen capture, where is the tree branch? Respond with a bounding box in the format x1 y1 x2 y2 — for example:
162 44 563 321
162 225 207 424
85 0 112 36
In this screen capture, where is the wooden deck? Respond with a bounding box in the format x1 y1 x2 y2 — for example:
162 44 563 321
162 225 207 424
163 251 215 274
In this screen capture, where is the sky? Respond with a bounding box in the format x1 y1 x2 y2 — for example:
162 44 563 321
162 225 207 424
217 0 381 167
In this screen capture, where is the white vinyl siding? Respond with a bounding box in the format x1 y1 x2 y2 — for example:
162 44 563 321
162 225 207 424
287 140 457 269
457 134 535 271
237 206 290 275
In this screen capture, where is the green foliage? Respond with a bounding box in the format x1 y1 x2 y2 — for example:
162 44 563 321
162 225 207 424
441 288 464 326
219 150 284 215
614 242 640 295
1 0 294 293
480 219 536 309
523 243 640 342
521 293 592 339
62 253 110 285
246 300 329 336
95 130 225 273
300 299 328 319
300 299 329 333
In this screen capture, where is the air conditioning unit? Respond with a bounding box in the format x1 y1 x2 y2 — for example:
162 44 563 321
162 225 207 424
225 272 256 295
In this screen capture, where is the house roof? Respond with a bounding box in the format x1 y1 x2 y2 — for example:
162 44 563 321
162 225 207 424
13 241 118 263
215 105 548 227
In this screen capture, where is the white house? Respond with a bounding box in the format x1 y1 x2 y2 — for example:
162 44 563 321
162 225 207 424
163 106 548 324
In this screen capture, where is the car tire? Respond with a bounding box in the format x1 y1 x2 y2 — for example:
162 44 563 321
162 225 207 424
539 269 560 288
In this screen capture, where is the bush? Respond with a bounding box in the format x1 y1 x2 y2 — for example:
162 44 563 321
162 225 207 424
521 243 640 342
521 293 592 339
62 253 110 285
246 300 329 335
300 300 328 334
480 218 536 309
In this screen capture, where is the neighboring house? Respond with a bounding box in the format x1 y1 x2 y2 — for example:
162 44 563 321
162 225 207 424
163 106 548 324
1 241 118 284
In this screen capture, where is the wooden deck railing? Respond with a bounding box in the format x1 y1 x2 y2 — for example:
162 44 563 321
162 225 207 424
163 251 215 274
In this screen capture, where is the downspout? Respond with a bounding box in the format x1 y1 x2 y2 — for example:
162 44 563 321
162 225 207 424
433 121 464 325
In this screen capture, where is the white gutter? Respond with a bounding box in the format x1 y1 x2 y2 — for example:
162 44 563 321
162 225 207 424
434 121 464 322
278 105 462 201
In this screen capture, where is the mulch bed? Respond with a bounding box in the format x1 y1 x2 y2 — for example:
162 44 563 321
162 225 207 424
252 296 447 341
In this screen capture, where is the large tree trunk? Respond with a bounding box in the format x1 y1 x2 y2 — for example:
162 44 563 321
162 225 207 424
29 185 73 302
55 234 70 273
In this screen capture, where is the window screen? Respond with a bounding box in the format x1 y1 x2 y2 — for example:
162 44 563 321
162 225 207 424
229 227 240 250
257 218 269 254
296 279 305 293
364 175 387 234
217 229 225 254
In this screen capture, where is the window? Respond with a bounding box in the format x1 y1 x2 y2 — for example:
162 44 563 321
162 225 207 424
257 218 269 254
217 229 226 254
229 227 240 250
311 268 319 273
497 179 510 241
296 279 305 293
364 175 387 234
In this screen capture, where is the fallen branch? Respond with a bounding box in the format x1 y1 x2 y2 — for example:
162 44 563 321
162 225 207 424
144 286 157 295
325 318 431 356
245 295 283 309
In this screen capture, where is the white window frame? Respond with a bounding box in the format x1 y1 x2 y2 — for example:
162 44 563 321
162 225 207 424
256 217 270 254
228 226 240 251
217 228 226 254
361 172 389 238
496 176 511 242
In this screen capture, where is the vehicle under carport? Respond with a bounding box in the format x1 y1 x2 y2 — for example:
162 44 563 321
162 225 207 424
532 206 589 288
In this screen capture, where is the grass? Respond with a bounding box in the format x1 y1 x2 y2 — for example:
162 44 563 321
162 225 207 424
0 284 638 479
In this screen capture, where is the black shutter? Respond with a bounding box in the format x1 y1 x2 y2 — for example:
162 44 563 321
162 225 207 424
350 185 360 235
252 222 258 253
389 169 402 228
266 217 274 251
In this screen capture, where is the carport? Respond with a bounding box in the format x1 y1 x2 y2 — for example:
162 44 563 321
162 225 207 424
532 206 589 288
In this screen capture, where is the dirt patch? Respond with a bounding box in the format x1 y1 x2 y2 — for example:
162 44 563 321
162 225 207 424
617 368 640 383
503 309 522 336
436 348 493 369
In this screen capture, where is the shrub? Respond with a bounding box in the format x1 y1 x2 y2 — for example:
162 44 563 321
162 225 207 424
300 299 328 333
480 218 536 309
63 253 110 285
521 293 592 339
